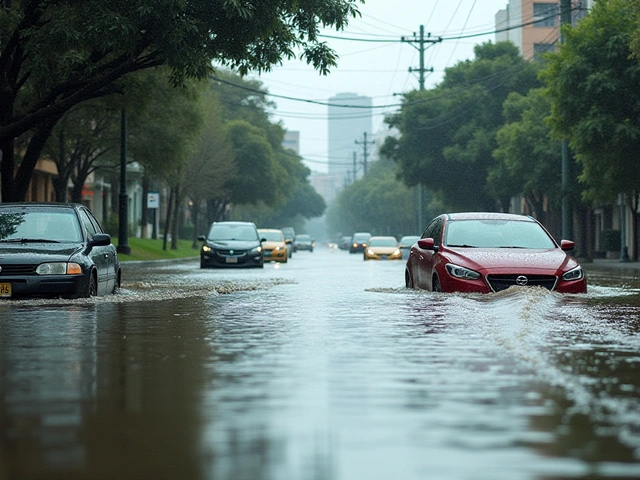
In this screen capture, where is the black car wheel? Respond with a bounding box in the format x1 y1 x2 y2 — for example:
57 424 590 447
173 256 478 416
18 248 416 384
87 272 98 297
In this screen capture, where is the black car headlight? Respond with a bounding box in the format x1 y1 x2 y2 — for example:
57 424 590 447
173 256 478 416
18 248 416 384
250 246 263 254
36 262 82 275
202 245 211 252
445 263 481 280
562 266 583 281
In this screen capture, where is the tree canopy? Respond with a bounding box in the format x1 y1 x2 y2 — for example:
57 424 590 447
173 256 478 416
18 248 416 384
382 42 541 212
0 0 362 201
542 0 640 201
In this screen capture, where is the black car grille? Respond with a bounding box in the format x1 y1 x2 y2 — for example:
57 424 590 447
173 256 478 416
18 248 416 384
486 274 558 292
215 249 247 256
0 264 37 276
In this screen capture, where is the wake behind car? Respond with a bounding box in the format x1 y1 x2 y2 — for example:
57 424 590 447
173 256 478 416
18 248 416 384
405 212 586 294
0 202 121 298
199 221 264 268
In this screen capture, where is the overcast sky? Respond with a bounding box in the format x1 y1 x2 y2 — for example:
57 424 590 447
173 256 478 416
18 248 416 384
251 1 510 173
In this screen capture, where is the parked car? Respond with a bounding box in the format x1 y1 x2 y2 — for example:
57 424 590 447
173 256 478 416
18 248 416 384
258 228 288 263
339 236 352 250
293 234 314 252
349 232 371 253
0 202 121 298
364 236 402 260
281 227 295 258
398 235 420 260
405 212 587 294
199 221 264 268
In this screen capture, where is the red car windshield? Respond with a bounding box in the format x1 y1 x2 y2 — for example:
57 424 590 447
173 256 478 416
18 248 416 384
444 219 556 249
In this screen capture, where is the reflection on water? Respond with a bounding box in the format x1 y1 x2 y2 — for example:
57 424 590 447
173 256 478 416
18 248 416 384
2 253 640 479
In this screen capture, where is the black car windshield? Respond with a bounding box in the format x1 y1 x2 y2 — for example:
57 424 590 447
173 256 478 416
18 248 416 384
296 235 311 241
444 219 556 249
209 224 258 241
0 209 83 242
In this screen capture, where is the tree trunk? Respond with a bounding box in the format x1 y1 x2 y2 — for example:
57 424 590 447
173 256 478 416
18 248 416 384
163 187 174 252
171 185 180 250
141 176 150 238
1 140 16 202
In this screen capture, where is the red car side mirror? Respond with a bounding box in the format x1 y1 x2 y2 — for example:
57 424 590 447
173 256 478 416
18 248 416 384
417 238 436 250
560 239 575 251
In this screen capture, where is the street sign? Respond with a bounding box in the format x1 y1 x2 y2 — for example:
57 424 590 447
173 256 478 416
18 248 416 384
147 192 160 209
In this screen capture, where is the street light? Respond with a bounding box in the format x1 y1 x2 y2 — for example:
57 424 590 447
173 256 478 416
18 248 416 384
117 107 131 255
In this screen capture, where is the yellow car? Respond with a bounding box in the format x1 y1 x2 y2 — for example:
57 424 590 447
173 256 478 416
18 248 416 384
364 236 402 260
258 228 288 263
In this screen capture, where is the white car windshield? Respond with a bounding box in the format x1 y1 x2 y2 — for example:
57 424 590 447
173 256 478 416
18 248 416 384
444 219 556 249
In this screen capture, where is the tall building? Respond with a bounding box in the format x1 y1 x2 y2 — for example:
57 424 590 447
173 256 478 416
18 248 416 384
496 0 592 60
327 93 373 189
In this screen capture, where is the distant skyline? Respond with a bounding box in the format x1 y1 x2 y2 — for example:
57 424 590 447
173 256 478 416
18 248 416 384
255 0 509 173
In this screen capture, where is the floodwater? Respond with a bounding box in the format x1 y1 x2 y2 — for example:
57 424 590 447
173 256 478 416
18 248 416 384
1 247 640 480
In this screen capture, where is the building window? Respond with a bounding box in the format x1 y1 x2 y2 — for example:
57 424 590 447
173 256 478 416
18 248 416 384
533 43 555 61
533 3 558 28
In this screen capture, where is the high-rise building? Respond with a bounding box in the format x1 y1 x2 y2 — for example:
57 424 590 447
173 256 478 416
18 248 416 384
327 93 373 189
496 0 592 61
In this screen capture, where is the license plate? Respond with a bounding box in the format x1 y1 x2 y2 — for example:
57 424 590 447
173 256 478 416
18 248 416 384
226 257 238 264
381 255 388 260
0 283 12 298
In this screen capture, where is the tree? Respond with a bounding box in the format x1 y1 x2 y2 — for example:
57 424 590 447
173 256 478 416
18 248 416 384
490 89 563 226
542 0 640 202
0 0 362 201
325 157 416 238
383 42 540 212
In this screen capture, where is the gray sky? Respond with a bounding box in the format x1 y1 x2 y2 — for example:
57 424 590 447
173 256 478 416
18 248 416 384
254 0 510 173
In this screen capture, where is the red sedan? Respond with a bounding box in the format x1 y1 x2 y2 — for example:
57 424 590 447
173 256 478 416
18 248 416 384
405 212 586 294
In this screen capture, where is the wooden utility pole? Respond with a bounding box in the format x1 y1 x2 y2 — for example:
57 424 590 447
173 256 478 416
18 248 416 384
401 25 441 231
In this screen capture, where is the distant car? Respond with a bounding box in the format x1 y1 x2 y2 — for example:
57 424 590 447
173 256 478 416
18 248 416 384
0 202 121 298
281 227 295 258
339 236 351 250
405 212 587 294
258 228 288 263
364 236 402 260
349 232 371 253
293 234 314 252
199 221 264 268
399 235 420 260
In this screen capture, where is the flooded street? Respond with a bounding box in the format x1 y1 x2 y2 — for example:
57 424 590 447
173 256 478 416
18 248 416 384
2 247 640 480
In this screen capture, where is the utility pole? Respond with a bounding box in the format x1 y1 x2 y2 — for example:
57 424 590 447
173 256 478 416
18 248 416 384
355 132 374 176
401 25 442 231
352 152 357 183
560 0 573 241
117 108 131 255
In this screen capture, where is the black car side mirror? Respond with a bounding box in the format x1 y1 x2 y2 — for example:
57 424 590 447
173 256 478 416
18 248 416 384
91 233 111 247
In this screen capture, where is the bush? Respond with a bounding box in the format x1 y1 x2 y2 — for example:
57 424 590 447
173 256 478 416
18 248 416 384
599 229 620 252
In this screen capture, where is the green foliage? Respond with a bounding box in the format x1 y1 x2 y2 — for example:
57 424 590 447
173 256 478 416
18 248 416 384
491 89 563 217
542 0 640 201
325 158 415 237
383 41 541 212
0 0 363 201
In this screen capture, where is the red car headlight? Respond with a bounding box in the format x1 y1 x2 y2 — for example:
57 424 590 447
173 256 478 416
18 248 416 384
445 263 481 280
562 266 584 281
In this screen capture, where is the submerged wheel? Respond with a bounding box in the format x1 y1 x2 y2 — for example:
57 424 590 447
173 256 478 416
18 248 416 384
87 272 98 297
405 269 413 289
432 274 441 293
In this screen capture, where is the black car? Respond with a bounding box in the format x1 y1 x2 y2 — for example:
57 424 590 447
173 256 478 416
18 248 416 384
199 221 264 268
293 234 314 252
0 202 121 298
349 232 371 253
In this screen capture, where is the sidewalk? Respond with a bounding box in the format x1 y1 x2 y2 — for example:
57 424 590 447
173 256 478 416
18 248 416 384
581 258 640 272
